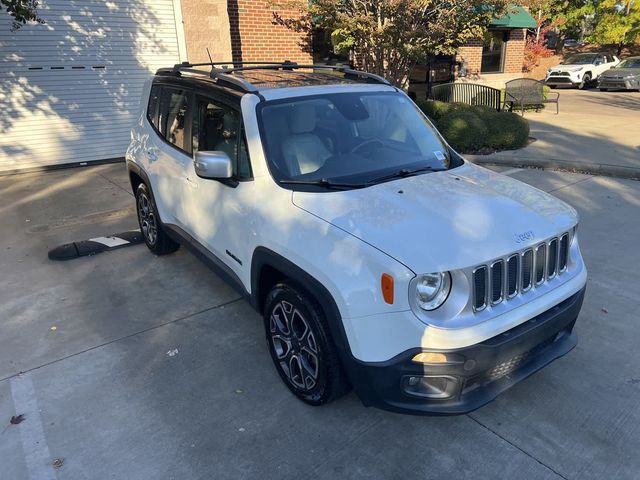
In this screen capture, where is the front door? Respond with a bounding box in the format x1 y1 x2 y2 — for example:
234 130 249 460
181 94 254 279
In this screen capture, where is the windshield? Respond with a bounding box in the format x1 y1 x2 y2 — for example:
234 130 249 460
258 92 452 187
564 54 597 65
618 58 640 69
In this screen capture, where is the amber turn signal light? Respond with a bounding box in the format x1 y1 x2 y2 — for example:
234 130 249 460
412 352 448 364
381 273 394 304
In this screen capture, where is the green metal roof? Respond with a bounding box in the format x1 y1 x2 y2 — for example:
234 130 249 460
490 5 537 29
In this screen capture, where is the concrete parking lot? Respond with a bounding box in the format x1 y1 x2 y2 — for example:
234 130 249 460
1 163 639 479
471 88 640 178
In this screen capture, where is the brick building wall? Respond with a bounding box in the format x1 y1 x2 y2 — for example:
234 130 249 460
503 29 526 74
457 29 527 75
181 0 232 62
228 0 312 63
457 38 483 74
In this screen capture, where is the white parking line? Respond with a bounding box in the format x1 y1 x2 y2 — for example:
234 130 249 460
10 374 58 480
500 167 523 176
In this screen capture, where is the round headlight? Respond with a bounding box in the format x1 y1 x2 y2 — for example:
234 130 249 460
415 272 451 311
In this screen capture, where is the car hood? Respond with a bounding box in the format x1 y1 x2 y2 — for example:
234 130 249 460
549 64 585 72
292 163 578 273
600 67 640 77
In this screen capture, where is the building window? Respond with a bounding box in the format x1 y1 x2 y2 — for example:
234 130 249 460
481 30 507 73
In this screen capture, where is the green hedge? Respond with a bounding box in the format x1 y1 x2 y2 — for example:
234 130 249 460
416 100 530 153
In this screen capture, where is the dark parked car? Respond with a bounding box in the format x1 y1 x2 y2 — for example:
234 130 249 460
598 56 640 91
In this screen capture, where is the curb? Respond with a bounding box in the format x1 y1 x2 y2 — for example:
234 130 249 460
467 155 640 181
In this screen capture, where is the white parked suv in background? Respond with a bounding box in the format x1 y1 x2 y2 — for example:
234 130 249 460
126 61 587 414
545 52 620 89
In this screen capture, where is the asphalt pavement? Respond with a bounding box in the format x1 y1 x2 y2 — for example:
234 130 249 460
1 163 639 479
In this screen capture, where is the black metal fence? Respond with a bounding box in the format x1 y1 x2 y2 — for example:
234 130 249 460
429 82 502 111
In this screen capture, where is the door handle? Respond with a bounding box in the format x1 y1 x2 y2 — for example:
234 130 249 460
145 149 158 161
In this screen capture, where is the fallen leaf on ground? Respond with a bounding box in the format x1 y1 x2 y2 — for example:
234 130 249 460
52 458 64 468
601 308 608 314
10 415 25 425
50 326 57 331
166 348 179 357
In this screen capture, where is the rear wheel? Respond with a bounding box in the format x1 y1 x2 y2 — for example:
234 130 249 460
264 283 349 405
136 183 179 255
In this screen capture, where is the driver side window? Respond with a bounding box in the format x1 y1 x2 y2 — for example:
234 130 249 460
192 97 252 180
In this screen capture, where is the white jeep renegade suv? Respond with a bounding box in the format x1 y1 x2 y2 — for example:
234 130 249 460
126 61 587 414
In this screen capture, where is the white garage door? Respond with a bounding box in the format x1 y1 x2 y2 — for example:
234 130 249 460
0 0 185 173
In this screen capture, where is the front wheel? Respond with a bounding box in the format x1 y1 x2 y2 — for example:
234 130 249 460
264 283 349 405
136 183 180 255
579 73 591 89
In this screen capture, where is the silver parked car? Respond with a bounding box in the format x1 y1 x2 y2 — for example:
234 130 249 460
598 56 640 91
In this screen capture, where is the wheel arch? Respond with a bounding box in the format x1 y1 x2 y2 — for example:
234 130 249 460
250 247 353 360
127 161 150 195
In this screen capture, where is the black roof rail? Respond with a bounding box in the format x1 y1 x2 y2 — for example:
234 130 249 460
155 61 390 94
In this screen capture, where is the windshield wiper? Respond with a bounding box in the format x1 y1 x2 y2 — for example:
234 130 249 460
279 178 367 190
367 165 441 185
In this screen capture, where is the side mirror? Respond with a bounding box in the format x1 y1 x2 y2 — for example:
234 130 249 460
194 151 233 179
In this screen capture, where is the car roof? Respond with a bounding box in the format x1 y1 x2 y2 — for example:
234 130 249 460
154 62 391 97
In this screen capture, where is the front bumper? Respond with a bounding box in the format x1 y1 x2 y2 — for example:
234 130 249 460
598 77 639 90
349 287 585 415
545 75 580 86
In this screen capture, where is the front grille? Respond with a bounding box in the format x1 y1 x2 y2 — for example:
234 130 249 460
471 232 572 312
559 234 569 271
506 255 518 297
490 261 504 304
547 77 572 83
521 249 533 292
548 238 558 278
487 353 529 380
473 266 488 311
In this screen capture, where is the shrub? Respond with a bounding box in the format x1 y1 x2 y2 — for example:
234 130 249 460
436 110 490 152
419 100 529 153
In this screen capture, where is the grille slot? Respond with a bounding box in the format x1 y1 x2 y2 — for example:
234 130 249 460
490 261 504 304
559 233 569 271
506 255 519 297
473 267 487 311
521 249 533 292
534 243 546 285
471 230 573 312
548 238 558 278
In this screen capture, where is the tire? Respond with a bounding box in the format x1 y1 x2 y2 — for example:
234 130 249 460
549 85 557 89
264 282 350 405
135 183 180 255
599 88 608 92
579 73 591 90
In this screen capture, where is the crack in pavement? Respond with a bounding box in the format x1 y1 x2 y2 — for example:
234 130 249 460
467 414 569 480
0 297 244 384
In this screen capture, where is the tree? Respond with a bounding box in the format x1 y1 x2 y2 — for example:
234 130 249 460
589 0 640 55
1 0 43 31
274 0 510 88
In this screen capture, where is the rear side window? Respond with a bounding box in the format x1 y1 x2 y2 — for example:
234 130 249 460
159 89 190 153
147 85 161 129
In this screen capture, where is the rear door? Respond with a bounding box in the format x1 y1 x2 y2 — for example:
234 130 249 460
144 85 194 228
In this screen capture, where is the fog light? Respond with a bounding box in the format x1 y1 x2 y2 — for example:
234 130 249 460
402 375 458 399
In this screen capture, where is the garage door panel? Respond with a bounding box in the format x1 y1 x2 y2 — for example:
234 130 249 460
0 0 183 172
